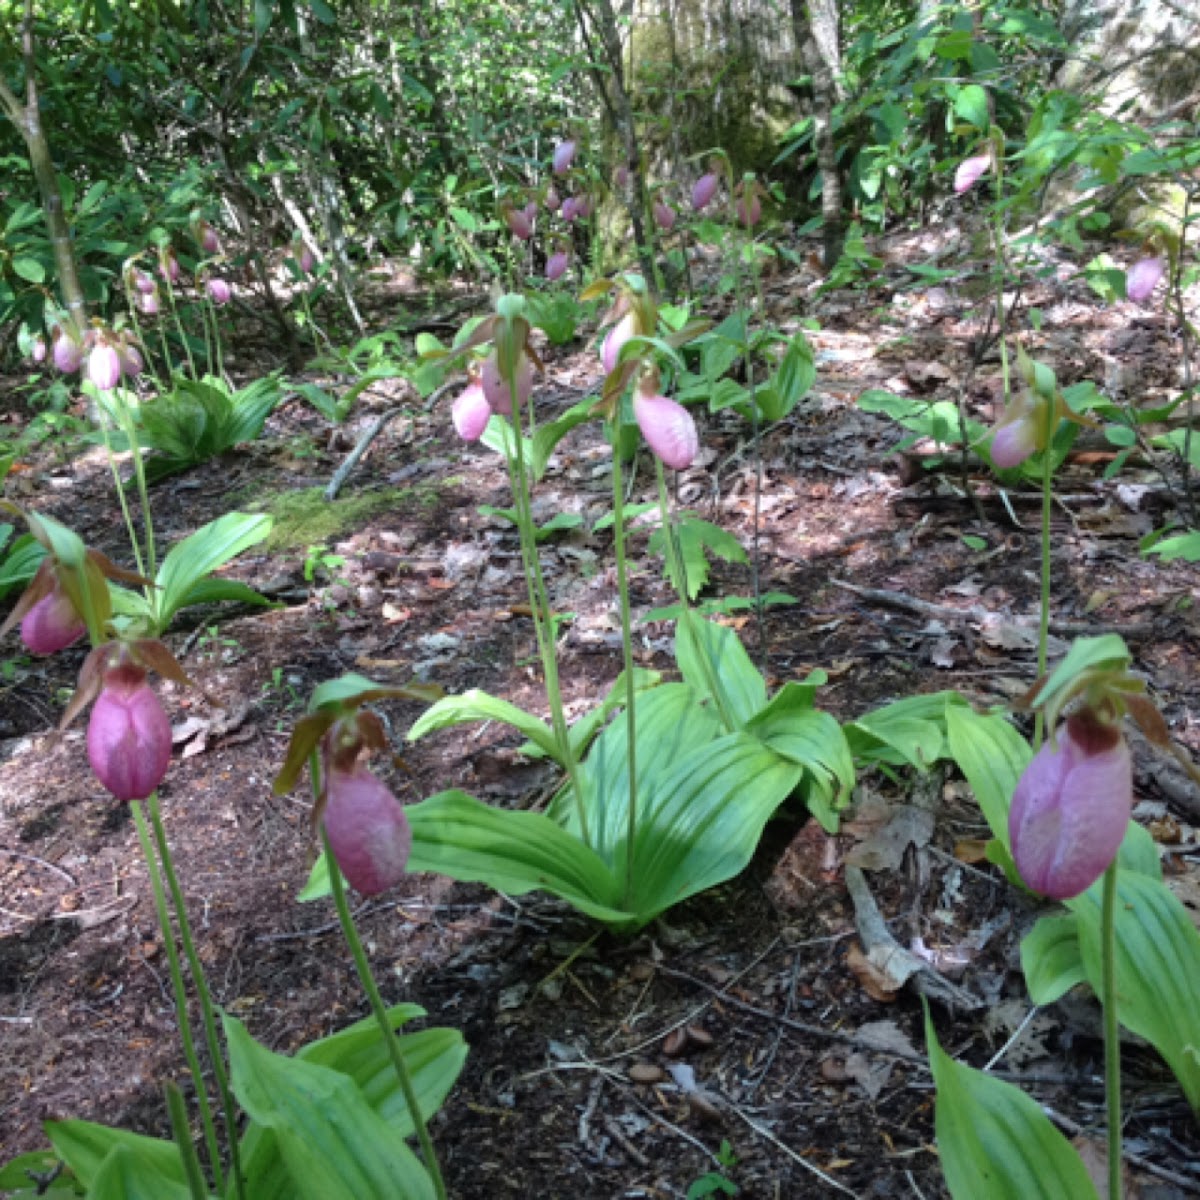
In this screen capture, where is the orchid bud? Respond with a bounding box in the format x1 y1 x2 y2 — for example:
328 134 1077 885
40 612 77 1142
88 341 122 392
1009 710 1132 900
159 247 180 285
545 250 569 281
132 268 156 295
52 327 83 375
653 201 677 231
206 277 232 305
1127 256 1165 303
300 244 316 274
201 223 222 254
692 172 719 211
614 165 630 189
20 584 85 655
323 766 412 895
119 341 144 379
553 139 577 175
452 379 492 441
30 336 47 365
506 207 533 240
736 192 762 229
561 197 579 222
137 290 160 316
87 664 173 801
990 415 1039 469
544 186 562 213
574 194 593 219
481 351 532 417
634 381 699 470
601 312 638 375
954 153 991 194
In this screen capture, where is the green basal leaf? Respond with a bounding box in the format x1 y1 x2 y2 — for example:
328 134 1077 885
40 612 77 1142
1021 914 1086 1005
926 1007 1098 1199
405 790 629 923
225 1015 436 1200
86 1145 198 1200
175 578 277 610
744 682 854 831
154 512 272 632
45 1121 184 1190
944 704 1030 852
0 533 46 599
531 400 593 481
1070 870 1200 1109
846 691 964 770
409 689 561 763
308 672 442 713
675 616 767 731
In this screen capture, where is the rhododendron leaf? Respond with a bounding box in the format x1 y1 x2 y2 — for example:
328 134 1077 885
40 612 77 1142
409 689 561 763
225 1015 436 1200
926 1008 1098 1200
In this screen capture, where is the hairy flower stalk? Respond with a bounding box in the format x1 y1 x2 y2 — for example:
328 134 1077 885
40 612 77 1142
1008 709 1132 900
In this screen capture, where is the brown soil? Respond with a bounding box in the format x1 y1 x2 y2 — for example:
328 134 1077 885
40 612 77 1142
2 237 1199 1199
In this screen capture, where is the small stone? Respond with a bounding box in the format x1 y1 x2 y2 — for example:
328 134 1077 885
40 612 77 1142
629 1063 665 1084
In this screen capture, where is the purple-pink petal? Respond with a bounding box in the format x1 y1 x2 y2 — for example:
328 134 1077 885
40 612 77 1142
87 670 172 801
990 415 1038 469
206 277 232 305
601 312 637 375
692 173 719 212
954 154 991 194
1008 714 1132 900
736 194 762 229
323 767 412 895
506 209 533 240
452 381 492 441
545 251 569 281
88 344 122 391
552 139 576 175
481 352 531 417
53 331 82 374
633 390 699 470
20 586 86 655
1127 256 1165 303
654 202 677 231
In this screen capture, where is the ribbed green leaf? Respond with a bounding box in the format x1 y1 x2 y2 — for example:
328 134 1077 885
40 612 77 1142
674 616 766 730
1022 914 1086 1005
846 691 963 769
945 704 1030 851
225 1015 435 1200
926 1010 1098 1200
87 1145 199 1200
45 1121 184 1190
409 689 561 763
1071 871 1200 1109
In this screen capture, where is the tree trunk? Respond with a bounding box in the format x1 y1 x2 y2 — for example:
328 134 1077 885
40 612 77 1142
0 2 88 333
791 0 845 269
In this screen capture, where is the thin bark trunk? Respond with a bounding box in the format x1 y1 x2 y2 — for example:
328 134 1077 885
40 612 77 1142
0 1 88 331
791 0 845 269
575 0 659 290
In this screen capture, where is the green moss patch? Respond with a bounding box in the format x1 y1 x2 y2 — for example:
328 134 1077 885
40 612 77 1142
245 486 415 553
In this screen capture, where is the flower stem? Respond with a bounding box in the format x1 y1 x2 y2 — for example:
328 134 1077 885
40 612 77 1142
148 792 245 1199
321 822 446 1200
610 407 639 907
1102 860 1123 1200
504 351 590 845
131 800 224 1195
1035 444 1053 750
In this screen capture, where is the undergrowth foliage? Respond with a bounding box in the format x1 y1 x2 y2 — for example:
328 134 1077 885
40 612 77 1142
2 2 1200 1196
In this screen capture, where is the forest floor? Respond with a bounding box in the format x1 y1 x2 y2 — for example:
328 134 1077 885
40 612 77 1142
2 229 1200 1199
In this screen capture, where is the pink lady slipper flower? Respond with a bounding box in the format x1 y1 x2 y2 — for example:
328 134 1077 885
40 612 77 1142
553 139 577 175
206 277 232 305
452 376 492 442
954 153 991 194
736 188 762 229
614 165 630 189
87 659 173 801
21 582 86 655
601 312 639 375
692 172 719 212
137 289 161 316
159 246 181 285
545 249 569 281
30 336 47 365
654 201 677 231
574 194 593 219
132 267 157 295
544 185 562 213
990 412 1039 469
506 206 534 240
199 221 222 255
560 196 579 222
633 379 699 471
88 338 122 391
1127 256 1165 303
481 350 532 417
322 765 412 896
1008 709 1132 900
52 326 83 374
118 339 144 379
298 242 316 275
